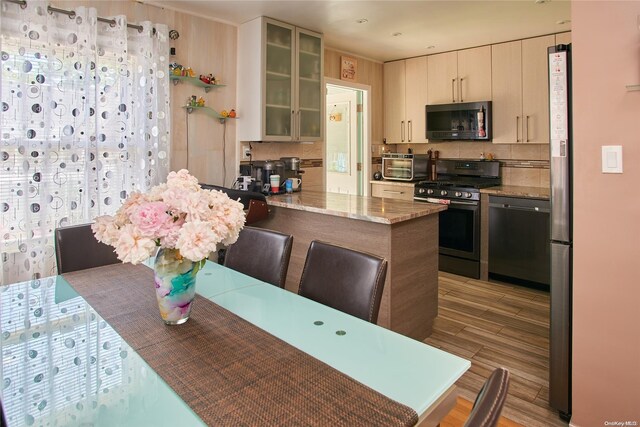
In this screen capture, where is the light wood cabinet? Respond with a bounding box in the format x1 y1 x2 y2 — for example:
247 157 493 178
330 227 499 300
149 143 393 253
427 46 491 104
383 61 406 143
383 57 428 144
371 182 415 201
491 35 554 144
238 17 323 142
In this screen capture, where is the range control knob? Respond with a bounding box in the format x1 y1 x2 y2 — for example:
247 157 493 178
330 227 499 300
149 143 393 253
455 192 462 197
440 190 448 196
465 192 473 198
418 188 426 194
427 189 434 195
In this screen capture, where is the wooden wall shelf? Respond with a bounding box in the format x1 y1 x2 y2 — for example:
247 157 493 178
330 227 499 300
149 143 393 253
183 105 237 123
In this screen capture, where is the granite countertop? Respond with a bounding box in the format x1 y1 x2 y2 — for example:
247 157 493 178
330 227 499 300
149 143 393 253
267 190 446 224
481 185 550 200
369 180 417 188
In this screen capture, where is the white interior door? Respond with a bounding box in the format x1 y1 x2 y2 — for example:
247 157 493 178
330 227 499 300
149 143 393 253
326 91 358 194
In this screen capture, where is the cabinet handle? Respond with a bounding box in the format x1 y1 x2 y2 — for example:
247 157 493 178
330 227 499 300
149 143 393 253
291 110 296 139
459 77 464 102
408 120 412 142
526 115 530 142
401 120 405 142
451 78 456 102
516 116 520 142
383 190 404 194
297 110 301 140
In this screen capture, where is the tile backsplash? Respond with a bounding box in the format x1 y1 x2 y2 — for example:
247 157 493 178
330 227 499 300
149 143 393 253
390 142 550 188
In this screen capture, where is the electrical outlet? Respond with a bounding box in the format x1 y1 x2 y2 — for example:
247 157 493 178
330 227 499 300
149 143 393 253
242 147 251 160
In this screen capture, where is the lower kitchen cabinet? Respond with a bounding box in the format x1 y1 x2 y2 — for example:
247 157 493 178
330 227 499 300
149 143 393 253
488 196 550 286
371 181 415 201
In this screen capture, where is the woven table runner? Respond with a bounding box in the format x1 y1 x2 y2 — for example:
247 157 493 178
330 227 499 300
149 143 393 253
63 263 419 426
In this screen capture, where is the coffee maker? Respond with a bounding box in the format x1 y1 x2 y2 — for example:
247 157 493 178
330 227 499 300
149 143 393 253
280 157 303 192
248 160 285 193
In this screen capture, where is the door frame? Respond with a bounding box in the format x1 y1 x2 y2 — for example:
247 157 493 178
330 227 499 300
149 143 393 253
324 78 372 196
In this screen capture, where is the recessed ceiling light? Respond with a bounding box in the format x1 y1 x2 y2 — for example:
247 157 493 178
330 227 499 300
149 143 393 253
426 45 435 49
356 18 368 24
392 32 402 37
535 0 548 4
556 19 571 25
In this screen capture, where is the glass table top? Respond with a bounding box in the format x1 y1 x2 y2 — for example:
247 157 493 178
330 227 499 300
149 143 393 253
1 261 471 426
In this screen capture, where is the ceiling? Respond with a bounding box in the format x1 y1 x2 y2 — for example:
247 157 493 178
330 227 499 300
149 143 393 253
146 1 571 62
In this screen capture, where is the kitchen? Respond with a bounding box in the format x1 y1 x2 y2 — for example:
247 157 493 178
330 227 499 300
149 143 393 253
0 1 638 426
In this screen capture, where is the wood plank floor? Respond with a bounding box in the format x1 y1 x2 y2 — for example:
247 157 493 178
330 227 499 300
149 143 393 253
429 272 568 427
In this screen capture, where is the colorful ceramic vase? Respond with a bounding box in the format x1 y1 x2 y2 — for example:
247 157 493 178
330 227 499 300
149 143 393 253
153 248 201 325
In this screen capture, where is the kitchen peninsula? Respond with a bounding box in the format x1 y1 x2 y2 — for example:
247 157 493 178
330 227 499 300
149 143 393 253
261 191 446 341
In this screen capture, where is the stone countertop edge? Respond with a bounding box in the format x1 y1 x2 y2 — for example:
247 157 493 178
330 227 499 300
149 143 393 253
481 185 550 200
369 180 418 188
267 191 446 225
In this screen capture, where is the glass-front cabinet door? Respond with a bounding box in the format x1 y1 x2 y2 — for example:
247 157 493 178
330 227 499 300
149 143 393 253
296 28 323 141
264 21 294 140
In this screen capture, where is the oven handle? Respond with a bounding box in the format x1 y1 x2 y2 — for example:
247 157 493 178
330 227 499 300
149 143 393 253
414 197 478 206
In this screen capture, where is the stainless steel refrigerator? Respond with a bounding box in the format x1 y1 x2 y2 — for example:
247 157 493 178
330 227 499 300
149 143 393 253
548 43 572 421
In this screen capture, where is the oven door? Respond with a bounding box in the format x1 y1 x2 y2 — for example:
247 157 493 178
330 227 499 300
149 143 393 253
438 199 480 261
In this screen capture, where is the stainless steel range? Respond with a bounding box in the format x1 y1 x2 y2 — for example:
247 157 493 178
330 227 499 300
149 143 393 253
414 159 500 278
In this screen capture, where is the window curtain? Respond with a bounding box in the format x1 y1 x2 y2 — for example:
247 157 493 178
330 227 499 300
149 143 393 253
0 1 170 284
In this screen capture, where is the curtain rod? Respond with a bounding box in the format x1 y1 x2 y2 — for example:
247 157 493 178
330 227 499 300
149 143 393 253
5 0 147 33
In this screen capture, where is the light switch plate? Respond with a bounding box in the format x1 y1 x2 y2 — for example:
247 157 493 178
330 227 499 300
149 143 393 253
242 147 251 160
601 145 623 173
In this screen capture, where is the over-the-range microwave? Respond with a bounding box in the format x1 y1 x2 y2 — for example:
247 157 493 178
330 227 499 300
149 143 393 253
426 101 492 141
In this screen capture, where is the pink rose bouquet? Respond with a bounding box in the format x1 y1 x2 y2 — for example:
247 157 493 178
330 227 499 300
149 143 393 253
92 169 245 264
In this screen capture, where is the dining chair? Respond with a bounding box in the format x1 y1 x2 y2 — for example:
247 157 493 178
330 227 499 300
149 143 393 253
298 241 388 323
55 223 120 274
223 226 293 288
1 398 7 427
464 367 511 427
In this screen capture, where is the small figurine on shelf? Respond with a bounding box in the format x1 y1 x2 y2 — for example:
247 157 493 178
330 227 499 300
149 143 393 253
183 67 195 77
220 110 229 118
170 62 184 76
228 109 236 118
199 74 211 84
197 97 205 107
189 95 197 107
210 75 218 85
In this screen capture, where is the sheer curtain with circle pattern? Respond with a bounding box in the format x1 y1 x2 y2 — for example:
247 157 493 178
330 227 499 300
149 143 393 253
0 1 171 284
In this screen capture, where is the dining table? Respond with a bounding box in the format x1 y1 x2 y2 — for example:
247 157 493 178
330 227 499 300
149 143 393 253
0 260 470 426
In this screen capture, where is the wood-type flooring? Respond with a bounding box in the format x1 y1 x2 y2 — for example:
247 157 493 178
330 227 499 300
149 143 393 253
430 272 569 427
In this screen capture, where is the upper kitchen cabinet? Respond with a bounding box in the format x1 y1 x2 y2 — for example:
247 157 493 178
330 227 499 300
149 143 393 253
383 57 428 143
238 17 323 142
492 35 554 144
427 46 491 105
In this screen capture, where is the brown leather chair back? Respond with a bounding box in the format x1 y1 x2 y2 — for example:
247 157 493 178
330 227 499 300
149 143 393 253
464 367 511 427
298 241 387 323
224 226 293 288
55 224 121 274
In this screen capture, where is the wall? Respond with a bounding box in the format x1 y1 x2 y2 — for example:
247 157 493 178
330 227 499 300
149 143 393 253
241 48 384 191
571 2 640 426
56 0 238 186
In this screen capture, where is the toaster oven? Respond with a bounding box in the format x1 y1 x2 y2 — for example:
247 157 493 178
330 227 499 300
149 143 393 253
381 153 429 181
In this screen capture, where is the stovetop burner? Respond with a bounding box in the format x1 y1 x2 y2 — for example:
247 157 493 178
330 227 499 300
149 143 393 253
414 159 501 202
